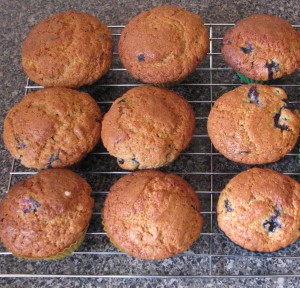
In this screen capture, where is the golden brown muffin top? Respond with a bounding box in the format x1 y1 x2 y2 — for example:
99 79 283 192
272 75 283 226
102 170 203 260
217 168 300 252
3 87 102 169
207 84 299 164
0 169 94 259
119 5 209 84
22 10 113 88
101 86 195 170
222 14 300 81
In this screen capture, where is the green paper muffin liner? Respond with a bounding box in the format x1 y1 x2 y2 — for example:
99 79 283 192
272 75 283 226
13 226 88 260
103 223 126 254
235 71 268 84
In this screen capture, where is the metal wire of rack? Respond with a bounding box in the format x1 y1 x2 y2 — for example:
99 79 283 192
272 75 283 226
1 23 300 280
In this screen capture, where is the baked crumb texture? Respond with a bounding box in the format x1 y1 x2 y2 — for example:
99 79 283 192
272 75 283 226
3 87 102 169
222 14 300 81
207 84 300 164
0 169 94 259
217 168 300 252
101 86 195 170
119 5 209 84
102 170 203 260
22 10 113 88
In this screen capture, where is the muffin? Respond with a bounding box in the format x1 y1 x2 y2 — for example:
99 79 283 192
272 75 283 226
3 87 102 169
101 86 195 170
119 5 209 85
217 168 300 252
222 14 300 83
207 84 299 164
22 10 113 88
0 169 94 259
102 170 203 260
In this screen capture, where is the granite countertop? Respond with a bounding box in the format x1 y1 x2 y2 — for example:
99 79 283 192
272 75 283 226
1 0 300 287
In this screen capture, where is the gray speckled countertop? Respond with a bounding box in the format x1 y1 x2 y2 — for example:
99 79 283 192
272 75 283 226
1 0 300 287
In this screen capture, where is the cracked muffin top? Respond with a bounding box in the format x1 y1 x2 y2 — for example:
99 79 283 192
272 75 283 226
22 10 113 88
102 170 203 260
222 14 300 81
118 5 209 85
101 86 195 170
207 84 299 164
0 169 94 259
217 168 300 252
3 87 102 169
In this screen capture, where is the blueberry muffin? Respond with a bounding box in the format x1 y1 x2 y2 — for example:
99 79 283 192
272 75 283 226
207 84 299 164
119 5 209 85
222 14 300 82
102 170 203 260
101 86 195 170
3 87 102 169
217 168 300 252
0 169 94 259
22 10 113 88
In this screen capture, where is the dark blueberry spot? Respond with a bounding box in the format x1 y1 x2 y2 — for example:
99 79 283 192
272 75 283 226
274 207 281 217
131 157 140 165
263 207 281 233
46 151 60 168
240 43 254 55
265 60 280 80
15 134 26 149
21 198 41 214
263 219 281 233
248 86 261 105
117 158 124 164
137 54 145 62
117 99 126 104
224 199 233 212
274 107 290 131
17 142 26 149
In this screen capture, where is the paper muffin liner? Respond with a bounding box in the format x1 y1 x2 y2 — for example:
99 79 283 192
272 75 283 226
13 226 88 260
102 223 126 254
103 221 148 258
235 71 268 84
217 225 299 256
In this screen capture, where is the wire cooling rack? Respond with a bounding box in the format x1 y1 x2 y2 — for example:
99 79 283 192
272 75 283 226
1 24 300 281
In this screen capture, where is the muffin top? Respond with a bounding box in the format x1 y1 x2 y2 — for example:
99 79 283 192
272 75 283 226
102 170 203 260
22 10 113 88
217 168 300 252
3 87 102 169
101 86 195 170
222 14 300 81
0 169 94 259
207 84 299 164
119 5 209 84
